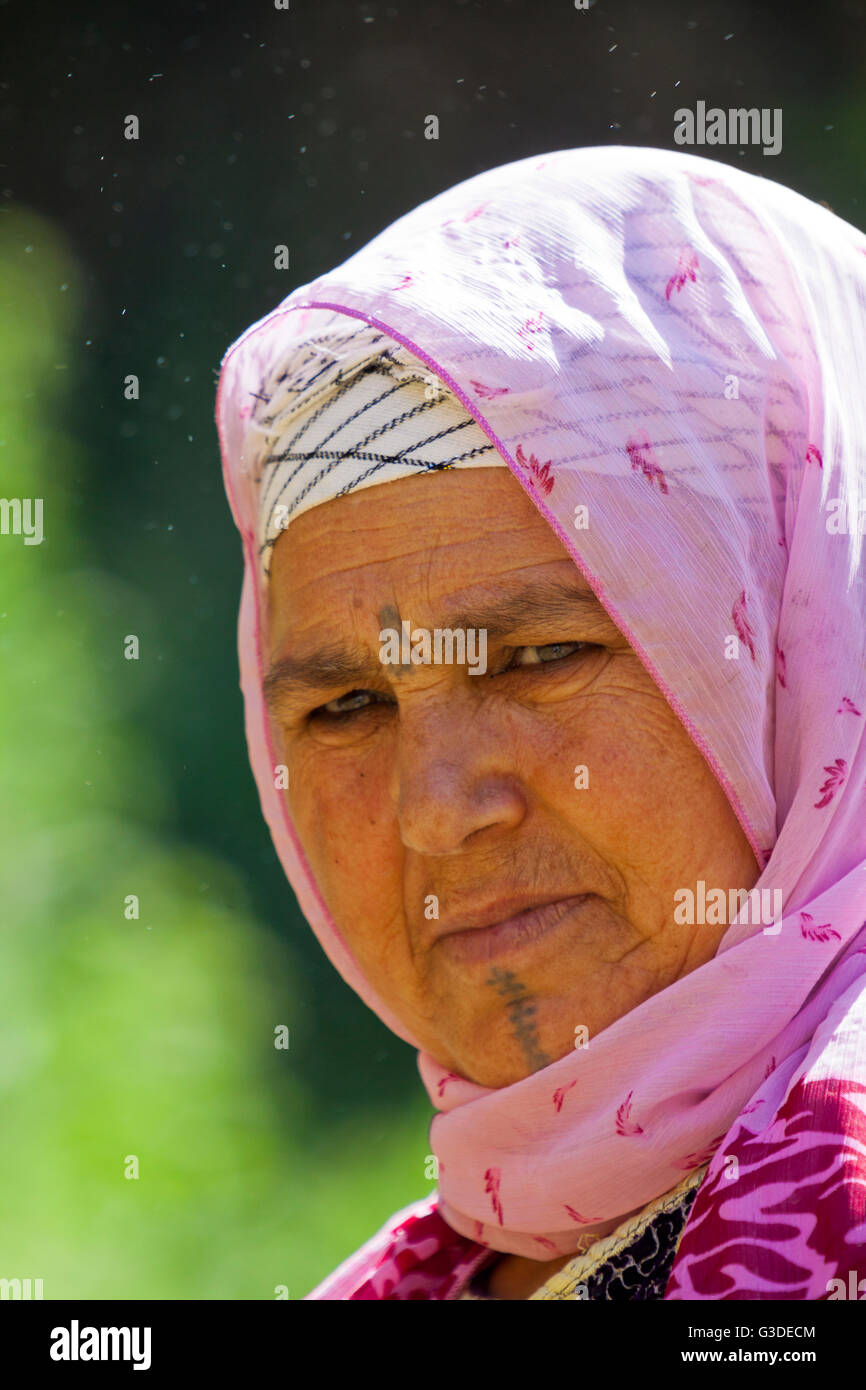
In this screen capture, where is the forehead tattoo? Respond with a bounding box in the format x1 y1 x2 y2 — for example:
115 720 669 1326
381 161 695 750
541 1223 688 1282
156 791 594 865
377 601 412 677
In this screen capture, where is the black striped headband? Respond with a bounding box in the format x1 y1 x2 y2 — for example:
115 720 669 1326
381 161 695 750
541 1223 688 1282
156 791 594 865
247 319 507 584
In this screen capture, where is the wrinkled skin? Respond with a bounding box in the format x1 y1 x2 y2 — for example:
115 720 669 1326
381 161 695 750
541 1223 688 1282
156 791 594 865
265 466 759 1297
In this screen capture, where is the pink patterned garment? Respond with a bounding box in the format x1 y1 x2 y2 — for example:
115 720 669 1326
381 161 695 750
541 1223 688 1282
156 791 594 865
215 146 866 1299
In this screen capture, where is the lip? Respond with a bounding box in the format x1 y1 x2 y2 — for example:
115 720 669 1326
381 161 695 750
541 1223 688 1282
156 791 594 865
433 894 592 964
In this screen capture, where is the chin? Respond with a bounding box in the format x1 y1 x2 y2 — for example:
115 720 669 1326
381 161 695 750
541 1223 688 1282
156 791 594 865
445 1019 572 1090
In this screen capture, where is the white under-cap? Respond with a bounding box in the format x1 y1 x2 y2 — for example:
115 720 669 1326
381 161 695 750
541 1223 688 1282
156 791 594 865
247 316 507 584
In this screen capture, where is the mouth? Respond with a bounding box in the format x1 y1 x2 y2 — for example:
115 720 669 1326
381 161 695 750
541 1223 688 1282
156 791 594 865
433 894 593 964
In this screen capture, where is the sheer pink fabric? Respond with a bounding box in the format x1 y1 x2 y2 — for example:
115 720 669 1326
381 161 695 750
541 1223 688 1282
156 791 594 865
216 146 866 1299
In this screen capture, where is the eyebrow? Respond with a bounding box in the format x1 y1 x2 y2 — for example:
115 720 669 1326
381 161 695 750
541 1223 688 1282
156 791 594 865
446 577 604 640
262 576 608 712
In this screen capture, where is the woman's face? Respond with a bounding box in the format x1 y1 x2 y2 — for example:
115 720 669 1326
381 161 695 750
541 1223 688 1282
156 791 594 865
265 467 759 1088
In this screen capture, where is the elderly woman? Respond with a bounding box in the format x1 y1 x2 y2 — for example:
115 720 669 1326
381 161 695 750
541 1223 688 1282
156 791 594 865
215 145 866 1300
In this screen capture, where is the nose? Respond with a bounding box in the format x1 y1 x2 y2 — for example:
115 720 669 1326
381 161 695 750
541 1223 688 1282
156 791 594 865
391 696 527 855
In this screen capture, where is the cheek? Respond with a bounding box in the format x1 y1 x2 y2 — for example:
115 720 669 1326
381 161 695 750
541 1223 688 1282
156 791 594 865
507 690 662 803
583 706 738 880
526 691 694 850
289 752 418 997
288 745 396 910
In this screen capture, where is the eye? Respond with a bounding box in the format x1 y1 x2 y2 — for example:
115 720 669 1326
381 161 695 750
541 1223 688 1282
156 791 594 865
307 642 593 722
311 688 388 720
507 641 589 668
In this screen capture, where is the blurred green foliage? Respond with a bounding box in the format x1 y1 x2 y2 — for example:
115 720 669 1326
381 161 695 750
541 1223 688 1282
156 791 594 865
0 210 432 1298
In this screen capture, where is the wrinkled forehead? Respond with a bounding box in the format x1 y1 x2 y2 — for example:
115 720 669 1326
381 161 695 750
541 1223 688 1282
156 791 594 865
265 464 603 646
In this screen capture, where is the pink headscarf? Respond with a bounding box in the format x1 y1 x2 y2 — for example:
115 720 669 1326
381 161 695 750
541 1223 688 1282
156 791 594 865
216 146 866 1300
